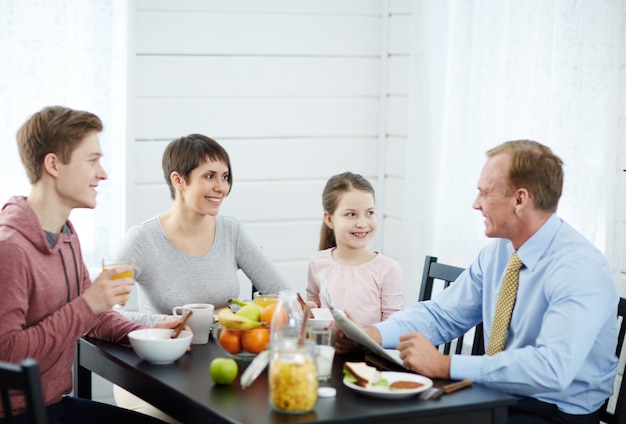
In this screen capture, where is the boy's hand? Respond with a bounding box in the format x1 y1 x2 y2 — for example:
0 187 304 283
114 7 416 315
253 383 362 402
82 267 134 314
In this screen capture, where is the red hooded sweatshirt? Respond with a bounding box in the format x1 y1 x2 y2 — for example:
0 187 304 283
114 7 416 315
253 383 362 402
0 196 146 416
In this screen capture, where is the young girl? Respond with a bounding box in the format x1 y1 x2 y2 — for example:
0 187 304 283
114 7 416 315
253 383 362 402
306 172 404 326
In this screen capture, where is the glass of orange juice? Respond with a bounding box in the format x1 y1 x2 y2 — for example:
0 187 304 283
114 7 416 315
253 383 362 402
102 257 134 306
253 291 279 307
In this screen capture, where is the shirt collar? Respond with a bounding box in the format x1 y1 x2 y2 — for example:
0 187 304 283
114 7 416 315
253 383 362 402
514 213 561 272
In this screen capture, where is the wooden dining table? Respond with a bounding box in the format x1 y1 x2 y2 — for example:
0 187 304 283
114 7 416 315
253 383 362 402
74 336 517 423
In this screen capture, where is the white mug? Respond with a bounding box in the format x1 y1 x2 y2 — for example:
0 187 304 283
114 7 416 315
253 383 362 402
172 303 215 345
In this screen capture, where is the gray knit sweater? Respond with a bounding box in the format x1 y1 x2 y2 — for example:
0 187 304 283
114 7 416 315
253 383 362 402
115 215 291 325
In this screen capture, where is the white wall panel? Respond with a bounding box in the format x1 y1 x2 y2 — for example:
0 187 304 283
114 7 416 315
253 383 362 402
389 0 413 14
387 95 408 137
383 176 404 220
137 12 381 56
128 185 171 226
385 136 406 178
136 57 380 98
382 217 404 258
137 0 381 15
135 98 379 139
388 56 409 95
245 222 319 261
381 216 417 307
388 14 411 55
620 172 626 222
133 138 379 183
237 260 309 303
267 262 310 295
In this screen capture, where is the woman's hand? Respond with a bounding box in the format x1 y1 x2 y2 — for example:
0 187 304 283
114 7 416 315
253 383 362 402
154 319 192 351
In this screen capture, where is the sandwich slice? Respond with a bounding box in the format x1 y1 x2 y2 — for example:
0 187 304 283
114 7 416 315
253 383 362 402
343 361 383 388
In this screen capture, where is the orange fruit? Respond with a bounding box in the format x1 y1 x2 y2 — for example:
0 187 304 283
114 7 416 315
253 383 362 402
269 306 289 328
218 328 243 354
241 327 270 354
260 303 278 323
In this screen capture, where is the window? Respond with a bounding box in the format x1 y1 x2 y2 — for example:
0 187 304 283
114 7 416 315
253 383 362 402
0 1 128 273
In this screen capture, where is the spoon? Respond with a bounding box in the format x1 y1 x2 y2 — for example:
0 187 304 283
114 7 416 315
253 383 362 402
297 293 315 318
171 310 193 339
297 304 312 347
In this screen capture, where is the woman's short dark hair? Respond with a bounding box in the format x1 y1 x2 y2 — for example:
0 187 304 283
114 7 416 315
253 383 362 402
162 134 232 200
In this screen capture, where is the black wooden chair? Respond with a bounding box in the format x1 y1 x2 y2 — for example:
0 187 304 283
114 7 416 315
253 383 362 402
600 297 626 424
0 358 47 423
419 255 484 356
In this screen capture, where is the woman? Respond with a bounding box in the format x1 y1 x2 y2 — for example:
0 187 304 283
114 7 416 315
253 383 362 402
113 134 291 422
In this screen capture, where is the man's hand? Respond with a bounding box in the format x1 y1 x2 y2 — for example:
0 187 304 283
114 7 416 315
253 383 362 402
397 332 451 378
82 266 135 315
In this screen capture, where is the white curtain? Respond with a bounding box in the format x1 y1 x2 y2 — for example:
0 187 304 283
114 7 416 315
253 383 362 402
403 0 623 275
0 0 128 273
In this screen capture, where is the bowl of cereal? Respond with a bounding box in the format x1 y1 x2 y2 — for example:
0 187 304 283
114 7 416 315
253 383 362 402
128 328 192 365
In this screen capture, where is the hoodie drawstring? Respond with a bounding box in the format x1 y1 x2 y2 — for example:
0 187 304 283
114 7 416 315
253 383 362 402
59 250 71 303
69 242 81 298
58 244 80 303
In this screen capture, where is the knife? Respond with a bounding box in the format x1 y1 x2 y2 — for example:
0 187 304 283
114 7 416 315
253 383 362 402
420 379 473 400
240 350 270 389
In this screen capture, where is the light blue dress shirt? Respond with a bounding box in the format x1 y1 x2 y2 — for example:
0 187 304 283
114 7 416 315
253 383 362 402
376 214 618 414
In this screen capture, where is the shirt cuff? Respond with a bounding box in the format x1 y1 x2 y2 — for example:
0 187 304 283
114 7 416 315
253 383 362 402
375 320 403 348
450 354 484 382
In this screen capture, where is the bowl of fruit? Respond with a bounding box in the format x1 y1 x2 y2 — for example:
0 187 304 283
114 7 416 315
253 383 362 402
212 299 277 360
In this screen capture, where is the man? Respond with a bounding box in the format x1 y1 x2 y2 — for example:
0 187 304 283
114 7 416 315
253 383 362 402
339 140 618 423
0 106 180 424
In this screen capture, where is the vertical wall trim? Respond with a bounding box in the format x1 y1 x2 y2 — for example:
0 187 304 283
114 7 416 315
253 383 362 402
378 0 390 241
615 3 626 293
125 0 136 231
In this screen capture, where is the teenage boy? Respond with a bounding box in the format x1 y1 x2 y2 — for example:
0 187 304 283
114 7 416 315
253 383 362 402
0 106 177 424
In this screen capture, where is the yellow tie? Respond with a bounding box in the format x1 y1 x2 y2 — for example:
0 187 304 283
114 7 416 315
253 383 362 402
486 252 524 355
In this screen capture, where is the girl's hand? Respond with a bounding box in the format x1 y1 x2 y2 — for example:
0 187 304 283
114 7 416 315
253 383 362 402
333 310 382 354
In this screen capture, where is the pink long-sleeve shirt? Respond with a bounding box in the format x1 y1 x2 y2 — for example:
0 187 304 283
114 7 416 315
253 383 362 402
306 248 404 326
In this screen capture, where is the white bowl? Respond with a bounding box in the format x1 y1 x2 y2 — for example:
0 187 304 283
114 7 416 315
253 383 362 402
128 328 192 364
309 308 334 330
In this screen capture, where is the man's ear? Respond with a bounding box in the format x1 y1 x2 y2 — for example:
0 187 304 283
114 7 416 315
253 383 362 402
515 188 531 209
42 153 60 177
323 211 334 229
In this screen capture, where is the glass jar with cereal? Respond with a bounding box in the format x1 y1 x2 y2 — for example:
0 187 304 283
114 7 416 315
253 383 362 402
269 339 318 414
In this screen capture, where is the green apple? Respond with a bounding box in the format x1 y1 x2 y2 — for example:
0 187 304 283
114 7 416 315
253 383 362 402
209 358 239 385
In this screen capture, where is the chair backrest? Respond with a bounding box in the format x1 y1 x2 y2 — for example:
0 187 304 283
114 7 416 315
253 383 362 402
0 358 47 424
419 256 465 302
419 256 484 356
600 297 626 424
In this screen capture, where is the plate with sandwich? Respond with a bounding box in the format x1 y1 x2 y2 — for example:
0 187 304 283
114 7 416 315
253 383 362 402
343 361 433 399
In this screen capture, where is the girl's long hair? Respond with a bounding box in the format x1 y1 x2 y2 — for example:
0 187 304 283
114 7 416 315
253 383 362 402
318 172 375 250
